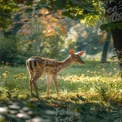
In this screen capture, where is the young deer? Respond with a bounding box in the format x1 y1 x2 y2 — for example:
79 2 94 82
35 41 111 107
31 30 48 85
26 49 85 97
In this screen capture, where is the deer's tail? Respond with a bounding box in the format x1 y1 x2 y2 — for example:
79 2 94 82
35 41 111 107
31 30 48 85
26 58 37 71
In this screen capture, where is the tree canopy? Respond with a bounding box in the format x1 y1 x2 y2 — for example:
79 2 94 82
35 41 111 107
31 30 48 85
1 0 121 31
0 0 102 30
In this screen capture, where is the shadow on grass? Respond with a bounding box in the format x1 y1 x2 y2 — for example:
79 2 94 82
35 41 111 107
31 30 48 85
0 94 122 122
0 61 121 122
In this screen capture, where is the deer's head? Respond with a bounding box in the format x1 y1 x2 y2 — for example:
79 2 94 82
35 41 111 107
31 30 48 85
69 49 85 64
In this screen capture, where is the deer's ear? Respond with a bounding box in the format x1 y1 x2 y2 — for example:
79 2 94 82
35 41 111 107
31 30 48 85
78 51 85 56
69 49 74 54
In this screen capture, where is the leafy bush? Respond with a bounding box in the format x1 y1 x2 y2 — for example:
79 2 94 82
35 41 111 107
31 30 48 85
0 36 18 64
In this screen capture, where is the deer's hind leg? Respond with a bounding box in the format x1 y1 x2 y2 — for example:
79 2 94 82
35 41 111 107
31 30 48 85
26 66 35 96
31 68 44 96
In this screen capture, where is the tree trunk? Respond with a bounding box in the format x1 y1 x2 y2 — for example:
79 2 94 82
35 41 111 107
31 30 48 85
103 0 122 78
111 29 122 78
101 33 111 63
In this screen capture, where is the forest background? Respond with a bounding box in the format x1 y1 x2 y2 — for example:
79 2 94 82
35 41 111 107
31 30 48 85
0 0 117 65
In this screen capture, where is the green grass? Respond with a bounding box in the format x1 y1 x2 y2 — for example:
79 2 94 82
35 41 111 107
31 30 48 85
0 61 122 122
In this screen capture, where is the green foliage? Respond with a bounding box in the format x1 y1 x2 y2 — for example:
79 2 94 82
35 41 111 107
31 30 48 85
0 36 18 64
1 0 120 31
0 0 35 29
38 0 101 25
0 0 19 29
41 36 65 59
0 35 32 65
60 0 101 27
55 0 66 9
100 22 122 31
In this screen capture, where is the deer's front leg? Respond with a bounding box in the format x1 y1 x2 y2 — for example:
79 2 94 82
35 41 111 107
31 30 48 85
52 74 59 97
46 75 51 96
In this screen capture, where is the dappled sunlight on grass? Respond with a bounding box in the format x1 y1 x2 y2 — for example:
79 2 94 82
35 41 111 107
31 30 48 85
0 61 121 101
0 61 122 121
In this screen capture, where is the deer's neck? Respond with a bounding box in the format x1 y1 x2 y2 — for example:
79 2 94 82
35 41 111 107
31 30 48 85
60 56 73 70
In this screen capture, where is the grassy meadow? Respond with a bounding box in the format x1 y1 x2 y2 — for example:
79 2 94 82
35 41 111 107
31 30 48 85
0 60 122 122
